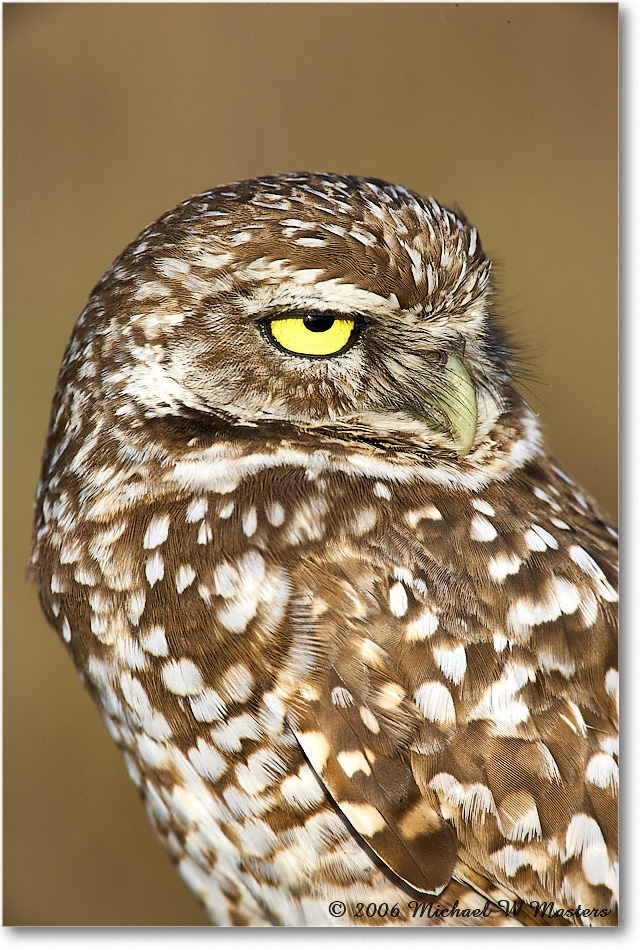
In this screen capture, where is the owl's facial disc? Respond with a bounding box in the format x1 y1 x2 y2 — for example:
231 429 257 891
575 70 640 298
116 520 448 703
257 302 479 455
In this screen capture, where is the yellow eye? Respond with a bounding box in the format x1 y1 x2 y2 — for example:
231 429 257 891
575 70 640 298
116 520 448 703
268 314 355 356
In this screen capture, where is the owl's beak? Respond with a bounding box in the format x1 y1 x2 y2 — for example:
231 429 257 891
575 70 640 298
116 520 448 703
439 354 478 456
413 354 478 457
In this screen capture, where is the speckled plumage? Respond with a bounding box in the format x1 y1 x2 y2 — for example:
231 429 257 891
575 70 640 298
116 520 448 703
32 173 618 926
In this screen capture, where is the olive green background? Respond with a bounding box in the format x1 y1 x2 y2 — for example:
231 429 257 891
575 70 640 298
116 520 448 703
4 2 617 927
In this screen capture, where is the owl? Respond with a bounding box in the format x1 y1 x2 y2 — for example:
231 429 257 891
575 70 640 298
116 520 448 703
31 173 618 927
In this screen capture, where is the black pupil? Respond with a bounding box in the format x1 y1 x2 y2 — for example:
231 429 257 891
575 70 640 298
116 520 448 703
303 314 335 333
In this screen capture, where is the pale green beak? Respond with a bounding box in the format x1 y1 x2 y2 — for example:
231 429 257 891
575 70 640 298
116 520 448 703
411 354 478 457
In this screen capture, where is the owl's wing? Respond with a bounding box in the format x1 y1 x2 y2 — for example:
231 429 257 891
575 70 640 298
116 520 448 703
284 547 461 896
289 636 458 895
292 710 457 895
284 477 618 914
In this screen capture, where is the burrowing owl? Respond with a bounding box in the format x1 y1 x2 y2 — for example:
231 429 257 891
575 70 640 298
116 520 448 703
31 173 618 926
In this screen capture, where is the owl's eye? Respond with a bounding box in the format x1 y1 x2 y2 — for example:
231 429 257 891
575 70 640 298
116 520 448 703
267 314 356 356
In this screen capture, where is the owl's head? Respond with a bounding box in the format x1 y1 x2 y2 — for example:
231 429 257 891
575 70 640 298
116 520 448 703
60 173 515 460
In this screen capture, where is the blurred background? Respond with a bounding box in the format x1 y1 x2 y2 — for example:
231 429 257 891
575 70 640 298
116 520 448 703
4 2 617 927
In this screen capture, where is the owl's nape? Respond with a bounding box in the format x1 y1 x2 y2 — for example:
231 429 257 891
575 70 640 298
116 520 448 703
31 173 617 926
